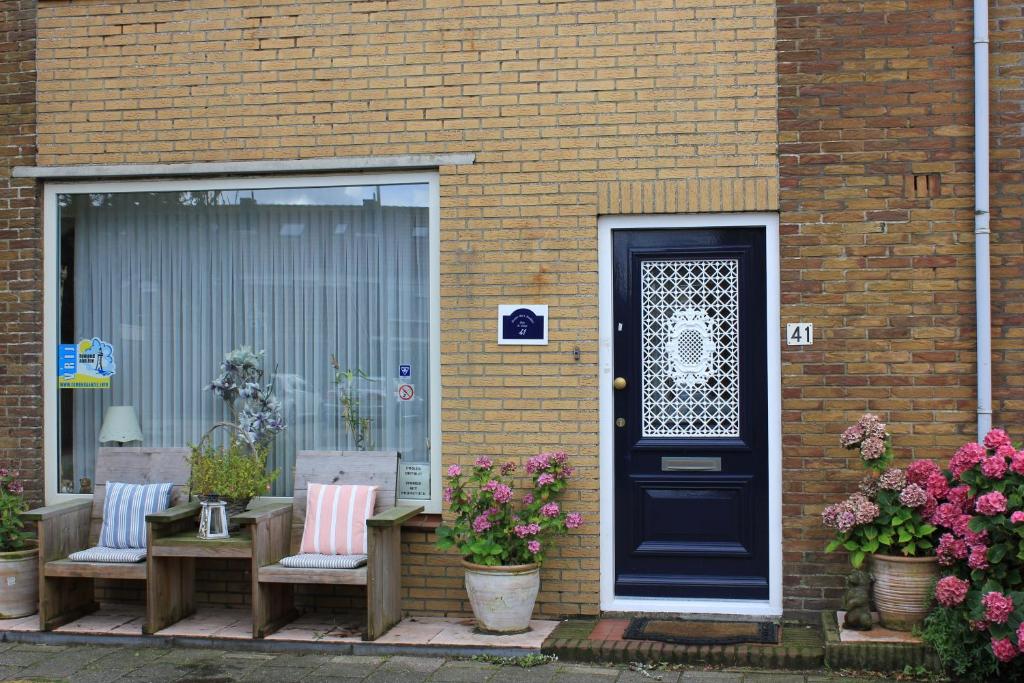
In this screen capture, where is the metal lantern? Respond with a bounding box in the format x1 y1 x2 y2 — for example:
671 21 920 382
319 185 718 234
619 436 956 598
197 499 229 540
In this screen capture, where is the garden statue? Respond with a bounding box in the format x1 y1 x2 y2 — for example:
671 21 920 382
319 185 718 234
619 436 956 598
843 569 874 630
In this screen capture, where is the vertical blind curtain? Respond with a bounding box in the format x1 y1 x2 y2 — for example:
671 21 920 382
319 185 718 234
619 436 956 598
71 192 430 495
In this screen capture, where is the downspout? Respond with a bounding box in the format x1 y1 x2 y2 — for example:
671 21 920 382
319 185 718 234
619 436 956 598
974 0 992 440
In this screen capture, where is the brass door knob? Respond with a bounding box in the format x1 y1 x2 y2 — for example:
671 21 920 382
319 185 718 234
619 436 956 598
613 377 627 390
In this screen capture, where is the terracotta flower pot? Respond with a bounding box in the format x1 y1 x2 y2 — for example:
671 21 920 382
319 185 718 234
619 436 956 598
462 559 539 634
870 553 938 631
0 542 38 619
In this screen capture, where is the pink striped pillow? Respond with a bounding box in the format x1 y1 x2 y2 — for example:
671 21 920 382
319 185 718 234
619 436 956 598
299 483 378 556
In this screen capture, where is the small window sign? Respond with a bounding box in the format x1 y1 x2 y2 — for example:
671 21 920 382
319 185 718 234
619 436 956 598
786 323 814 346
498 305 548 345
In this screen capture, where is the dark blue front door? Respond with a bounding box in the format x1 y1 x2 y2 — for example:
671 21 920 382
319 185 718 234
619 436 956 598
613 228 769 599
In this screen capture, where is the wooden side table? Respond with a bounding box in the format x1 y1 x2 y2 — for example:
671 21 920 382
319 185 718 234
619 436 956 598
144 525 254 635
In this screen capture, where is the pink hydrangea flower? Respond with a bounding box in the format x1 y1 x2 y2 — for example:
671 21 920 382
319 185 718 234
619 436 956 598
7 481 23 494
860 437 885 461
936 533 969 565
474 457 493 470
976 491 1008 516
983 592 1014 624
527 540 541 554
997 444 1016 459
565 512 583 529
931 502 960 529
1012 511 1024 524
899 483 928 508
935 576 970 607
493 483 513 504
981 455 1007 480
992 637 1018 663
968 544 990 570
1012 451 1024 476
878 468 907 491
947 485 972 511
472 515 492 533
447 464 462 477
906 459 941 486
950 443 986 478
537 473 556 486
840 423 865 447
483 480 499 492
522 493 534 505
525 453 552 474
984 428 1013 451
500 460 516 475
925 473 949 500
443 486 453 503
540 502 560 518
1017 623 1024 651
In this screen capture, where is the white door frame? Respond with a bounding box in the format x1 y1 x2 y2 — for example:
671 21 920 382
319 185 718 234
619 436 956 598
597 213 782 617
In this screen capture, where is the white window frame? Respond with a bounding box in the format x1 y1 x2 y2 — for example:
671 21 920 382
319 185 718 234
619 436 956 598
597 212 782 617
43 172 443 513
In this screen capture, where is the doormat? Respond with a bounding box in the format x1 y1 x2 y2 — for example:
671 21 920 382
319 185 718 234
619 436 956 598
623 618 780 646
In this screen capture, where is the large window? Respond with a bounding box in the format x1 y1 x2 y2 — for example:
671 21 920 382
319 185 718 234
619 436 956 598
47 174 440 506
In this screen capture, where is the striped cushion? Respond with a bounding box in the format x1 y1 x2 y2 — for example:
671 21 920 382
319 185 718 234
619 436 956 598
68 546 147 563
279 553 367 569
98 481 174 549
299 483 377 555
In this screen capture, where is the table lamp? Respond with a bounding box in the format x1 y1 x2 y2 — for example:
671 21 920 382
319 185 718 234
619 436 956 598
98 406 143 445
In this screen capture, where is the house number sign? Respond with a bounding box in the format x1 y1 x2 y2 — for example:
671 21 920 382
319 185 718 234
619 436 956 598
498 304 548 345
786 322 814 346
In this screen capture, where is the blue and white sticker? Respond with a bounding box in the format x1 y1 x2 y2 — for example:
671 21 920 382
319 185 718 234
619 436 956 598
399 364 412 378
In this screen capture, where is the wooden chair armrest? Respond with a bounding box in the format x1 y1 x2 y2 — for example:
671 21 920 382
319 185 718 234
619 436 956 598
146 501 200 524
367 505 424 528
23 499 92 522
233 501 292 525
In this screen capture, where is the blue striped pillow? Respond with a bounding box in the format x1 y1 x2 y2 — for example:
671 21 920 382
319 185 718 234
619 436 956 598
98 481 173 549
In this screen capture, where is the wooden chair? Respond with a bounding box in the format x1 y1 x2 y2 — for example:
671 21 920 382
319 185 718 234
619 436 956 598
23 448 197 631
240 450 423 640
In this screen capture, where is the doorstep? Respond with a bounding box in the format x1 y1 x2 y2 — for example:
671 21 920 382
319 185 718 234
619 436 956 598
822 611 939 671
0 604 557 658
542 617 824 669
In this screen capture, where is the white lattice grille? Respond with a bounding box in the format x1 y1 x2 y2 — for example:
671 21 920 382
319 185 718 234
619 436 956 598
640 258 740 437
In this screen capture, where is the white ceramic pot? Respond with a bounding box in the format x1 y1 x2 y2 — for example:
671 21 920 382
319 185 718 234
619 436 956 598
462 559 540 634
0 543 38 619
870 553 939 631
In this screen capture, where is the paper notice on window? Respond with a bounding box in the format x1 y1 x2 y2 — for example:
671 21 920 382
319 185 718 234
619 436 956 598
398 462 430 499
58 337 116 389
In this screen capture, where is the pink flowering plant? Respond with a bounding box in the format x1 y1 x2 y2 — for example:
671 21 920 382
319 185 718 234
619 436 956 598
922 428 1024 681
823 414 943 568
435 451 583 566
0 468 31 552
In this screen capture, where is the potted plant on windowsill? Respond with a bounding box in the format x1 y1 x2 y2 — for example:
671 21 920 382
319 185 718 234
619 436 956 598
436 451 583 634
188 346 283 520
823 414 946 630
0 468 37 618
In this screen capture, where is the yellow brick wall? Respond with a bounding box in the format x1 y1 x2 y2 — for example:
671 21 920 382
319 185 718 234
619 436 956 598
36 0 778 618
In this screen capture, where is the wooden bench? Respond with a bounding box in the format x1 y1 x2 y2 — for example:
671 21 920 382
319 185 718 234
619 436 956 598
23 448 196 631
241 450 423 640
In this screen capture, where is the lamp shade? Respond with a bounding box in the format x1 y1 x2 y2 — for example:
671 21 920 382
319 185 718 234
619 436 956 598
98 406 143 444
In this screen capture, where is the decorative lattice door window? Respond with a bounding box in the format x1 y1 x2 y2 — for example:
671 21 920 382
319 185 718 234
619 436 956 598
640 258 740 438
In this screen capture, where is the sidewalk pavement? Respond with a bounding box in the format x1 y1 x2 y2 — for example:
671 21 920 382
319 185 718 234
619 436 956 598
0 642 904 682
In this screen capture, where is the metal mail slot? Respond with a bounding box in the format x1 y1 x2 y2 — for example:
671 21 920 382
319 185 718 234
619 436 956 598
661 456 722 472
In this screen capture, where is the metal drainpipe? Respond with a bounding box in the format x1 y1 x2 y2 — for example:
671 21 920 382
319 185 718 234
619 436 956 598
974 0 993 440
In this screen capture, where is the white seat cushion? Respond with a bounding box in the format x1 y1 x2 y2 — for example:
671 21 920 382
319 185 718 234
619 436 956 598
67 546 147 563
279 553 367 569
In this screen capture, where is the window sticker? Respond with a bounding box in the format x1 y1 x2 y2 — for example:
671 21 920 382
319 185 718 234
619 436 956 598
58 337 117 389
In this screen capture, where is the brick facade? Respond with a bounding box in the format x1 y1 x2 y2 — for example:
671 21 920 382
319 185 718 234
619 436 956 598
0 0 41 508
777 0 1023 621
3 0 1019 624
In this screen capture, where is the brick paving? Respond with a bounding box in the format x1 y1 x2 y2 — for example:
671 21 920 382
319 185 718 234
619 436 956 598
0 642 904 682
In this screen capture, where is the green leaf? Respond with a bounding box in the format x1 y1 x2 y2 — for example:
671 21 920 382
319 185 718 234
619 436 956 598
969 516 987 532
989 544 1008 564
917 524 936 536
851 551 866 568
864 527 878 540
825 539 842 553
843 540 859 552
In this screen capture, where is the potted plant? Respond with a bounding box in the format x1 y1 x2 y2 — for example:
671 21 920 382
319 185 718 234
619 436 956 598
189 346 283 518
328 355 374 450
0 468 37 618
823 414 946 630
436 451 583 634
922 428 1024 680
